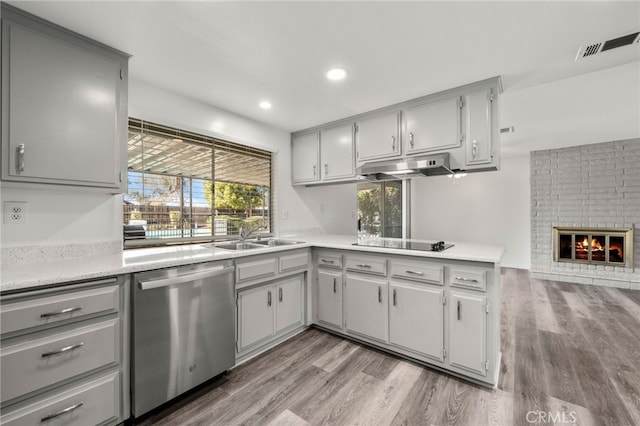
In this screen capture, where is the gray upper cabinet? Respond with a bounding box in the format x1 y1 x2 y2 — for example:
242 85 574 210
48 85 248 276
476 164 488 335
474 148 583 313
291 77 501 185
319 123 355 181
464 88 495 167
404 95 462 155
355 111 401 163
291 132 320 184
292 123 355 185
1 5 129 191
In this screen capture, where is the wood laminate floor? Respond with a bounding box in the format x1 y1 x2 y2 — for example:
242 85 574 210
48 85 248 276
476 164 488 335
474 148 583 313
137 269 640 426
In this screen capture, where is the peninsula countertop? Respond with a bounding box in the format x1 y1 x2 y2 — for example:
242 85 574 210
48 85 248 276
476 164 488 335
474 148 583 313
1 235 504 293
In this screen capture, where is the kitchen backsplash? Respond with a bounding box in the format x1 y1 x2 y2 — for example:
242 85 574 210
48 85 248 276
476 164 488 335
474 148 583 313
1 240 122 266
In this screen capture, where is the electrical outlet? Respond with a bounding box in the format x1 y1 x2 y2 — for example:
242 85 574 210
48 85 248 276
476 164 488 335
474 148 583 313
282 210 291 220
4 201 27 225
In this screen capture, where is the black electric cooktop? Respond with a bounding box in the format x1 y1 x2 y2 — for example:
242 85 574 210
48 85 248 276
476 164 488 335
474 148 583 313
353 239 454 252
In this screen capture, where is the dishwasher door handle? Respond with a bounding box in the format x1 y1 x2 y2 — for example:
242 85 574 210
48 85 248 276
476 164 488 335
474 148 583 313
139 265 235 290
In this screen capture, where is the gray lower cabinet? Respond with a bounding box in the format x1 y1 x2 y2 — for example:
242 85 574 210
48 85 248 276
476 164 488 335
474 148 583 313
237 284 274 351
447 289 488 377
235 249 310 361
344 273 388 343
316 269 343 329
389 280 444 362
237 274 304 353
0 276 128 425
313 248 500 387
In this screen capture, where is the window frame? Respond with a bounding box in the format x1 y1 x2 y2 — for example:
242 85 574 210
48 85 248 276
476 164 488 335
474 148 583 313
357 179 410 239
124 118 273 249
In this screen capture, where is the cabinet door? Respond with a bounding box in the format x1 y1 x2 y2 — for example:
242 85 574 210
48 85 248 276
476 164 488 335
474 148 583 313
355 112 401 163
317 269 343 329
465 88 493 165
320 123 355 181
237 285 274 351
291 132 319 184
389 281 444 362
344 274 388 342
276 276 304 334
448 290 487 377
2 15 126 189
404 96 461 154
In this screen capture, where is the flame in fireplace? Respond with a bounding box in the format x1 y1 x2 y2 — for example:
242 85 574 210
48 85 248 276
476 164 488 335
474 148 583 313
576 237 607 251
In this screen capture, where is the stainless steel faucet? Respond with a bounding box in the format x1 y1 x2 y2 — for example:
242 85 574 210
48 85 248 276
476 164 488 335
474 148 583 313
238 225 265 242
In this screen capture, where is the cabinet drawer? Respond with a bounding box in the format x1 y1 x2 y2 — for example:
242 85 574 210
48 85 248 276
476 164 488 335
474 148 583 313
279 251 309 274
345 256 387 276
317 252 342 269
236 257 277 283
1 319 119 403
0 371 120 426
449 268 487 291
390 261 443 285
1 281 119 335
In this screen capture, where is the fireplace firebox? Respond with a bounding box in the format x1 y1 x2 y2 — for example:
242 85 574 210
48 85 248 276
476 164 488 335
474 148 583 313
553 227 633 267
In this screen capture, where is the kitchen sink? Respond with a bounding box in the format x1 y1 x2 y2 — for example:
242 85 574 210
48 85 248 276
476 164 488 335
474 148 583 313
212 241 265 251
252 239 304 247
206 239 304 251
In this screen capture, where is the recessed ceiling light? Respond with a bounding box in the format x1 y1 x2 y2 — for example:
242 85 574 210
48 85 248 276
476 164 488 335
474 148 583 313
326 67 348 81
259 101 272 110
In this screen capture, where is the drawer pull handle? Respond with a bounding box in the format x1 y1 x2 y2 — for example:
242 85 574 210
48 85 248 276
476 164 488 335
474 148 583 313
378 286 382 303
357 264 372 268
457 300 462 321
393 288 397 306
333 277 337 293
405 270 424 276
41 342 84 358
321 259 335 264
267 290 272 307
455 277 479 283
40 401 84 422
40 306 84 318
279 287 283 302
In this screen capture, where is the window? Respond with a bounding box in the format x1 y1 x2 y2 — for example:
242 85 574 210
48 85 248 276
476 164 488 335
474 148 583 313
357 180 409 239
124 118 272 248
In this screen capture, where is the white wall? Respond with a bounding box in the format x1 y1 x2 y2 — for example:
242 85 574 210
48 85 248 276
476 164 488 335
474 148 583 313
411 156 530 269
500 61 640 157
289 183 358 235
0 186 123 247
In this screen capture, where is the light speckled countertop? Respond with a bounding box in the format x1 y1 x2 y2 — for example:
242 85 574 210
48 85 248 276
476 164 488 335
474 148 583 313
0 235 504 293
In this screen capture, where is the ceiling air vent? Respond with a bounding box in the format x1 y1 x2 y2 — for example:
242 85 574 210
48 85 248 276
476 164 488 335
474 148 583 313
575 31 640 61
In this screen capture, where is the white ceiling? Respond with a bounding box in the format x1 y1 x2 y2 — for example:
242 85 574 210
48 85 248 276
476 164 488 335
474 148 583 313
6 1 640 133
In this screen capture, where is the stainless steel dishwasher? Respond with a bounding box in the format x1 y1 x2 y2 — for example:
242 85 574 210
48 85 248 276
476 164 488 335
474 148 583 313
131 260 235 418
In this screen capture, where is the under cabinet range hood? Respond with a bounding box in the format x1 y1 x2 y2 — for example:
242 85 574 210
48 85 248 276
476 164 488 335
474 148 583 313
356 153 454 180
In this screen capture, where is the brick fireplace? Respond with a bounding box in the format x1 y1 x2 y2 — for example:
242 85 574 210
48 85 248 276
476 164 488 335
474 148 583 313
530 139 640 289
